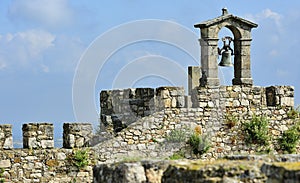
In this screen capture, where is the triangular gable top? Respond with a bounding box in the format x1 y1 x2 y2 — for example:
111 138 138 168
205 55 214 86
194 14 258 29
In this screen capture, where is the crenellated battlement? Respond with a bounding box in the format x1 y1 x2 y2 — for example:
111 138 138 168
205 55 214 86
100 86 187 134
0 123 93 150
100 85 295 135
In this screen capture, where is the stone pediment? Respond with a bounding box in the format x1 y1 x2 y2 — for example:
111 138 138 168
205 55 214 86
194 13 258 29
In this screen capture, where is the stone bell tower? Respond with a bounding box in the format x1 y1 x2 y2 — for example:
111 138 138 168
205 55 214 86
194 8 258 87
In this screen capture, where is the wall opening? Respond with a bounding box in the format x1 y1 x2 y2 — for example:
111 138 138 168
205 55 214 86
218 27 234 86
266 86 276 106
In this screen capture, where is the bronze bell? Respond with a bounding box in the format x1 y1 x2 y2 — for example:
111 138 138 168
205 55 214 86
219 49 233 67
218 36 234 67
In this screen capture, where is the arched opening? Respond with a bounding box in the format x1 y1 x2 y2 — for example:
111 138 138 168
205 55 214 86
216 24 243 86
217 27 234 85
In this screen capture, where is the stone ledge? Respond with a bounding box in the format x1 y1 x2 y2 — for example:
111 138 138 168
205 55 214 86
93 156 300 183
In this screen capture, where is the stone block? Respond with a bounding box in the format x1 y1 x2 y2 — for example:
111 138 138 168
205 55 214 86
160 90 170 99
0 160 11 168
22 123 53 149
171 98 177 108
163 98 171 108
3 136 13 149
281 97 294 107
207 101 214 108
176 96 185 108
188 66 202 95
241 99 250 106
63 123 93 148
41 140 54 149
233 100 240 107
0 124 13 149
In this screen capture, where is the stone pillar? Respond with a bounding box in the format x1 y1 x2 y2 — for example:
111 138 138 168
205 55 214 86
232 38 253 85
63 123 93 148
200 38 220 86
22 123 54 149
0 124 13 149
188 66 202 95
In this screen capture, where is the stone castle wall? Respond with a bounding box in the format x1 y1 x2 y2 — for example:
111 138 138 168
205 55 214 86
0 123 95 182
100 86 186 134
95 85 297 163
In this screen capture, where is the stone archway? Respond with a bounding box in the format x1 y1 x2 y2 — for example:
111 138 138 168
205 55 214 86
194 8 258 86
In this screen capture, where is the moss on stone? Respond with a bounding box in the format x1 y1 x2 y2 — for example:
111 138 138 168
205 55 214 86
272 162 300 171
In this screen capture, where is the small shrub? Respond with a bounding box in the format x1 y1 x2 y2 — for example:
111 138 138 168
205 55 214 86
278 125 300 153
225 114 238 129
69 149 89 169
242 115 269 146
287 108 300 119
188 133 211 156
165 129 187 143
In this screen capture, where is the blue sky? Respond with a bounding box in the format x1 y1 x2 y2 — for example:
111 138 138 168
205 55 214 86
1 1 300 145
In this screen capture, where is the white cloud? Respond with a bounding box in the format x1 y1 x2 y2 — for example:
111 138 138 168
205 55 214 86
8 0 73 28
0 29 85 73
269 49 279 57
0 59 7 70
259 9 282 26
276 69 289 78
41 64 50 73
17 29 55 58
0 29 55 70
246 9 283 31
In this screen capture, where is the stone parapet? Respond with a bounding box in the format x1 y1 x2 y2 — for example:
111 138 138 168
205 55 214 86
0 148 94 182
193 85 294 109
0 124 13 149
100 86 186 134
63 123 93 148
156 86 185 109
22 123 54 149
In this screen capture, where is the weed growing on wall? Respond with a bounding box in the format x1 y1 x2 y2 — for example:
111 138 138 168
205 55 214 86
165 129 187 143
225 114 239 129
69 149 89 169
169 150 185 160
188 132 211 156
278 123 300 153
287 108 300 119
242 115 269 146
